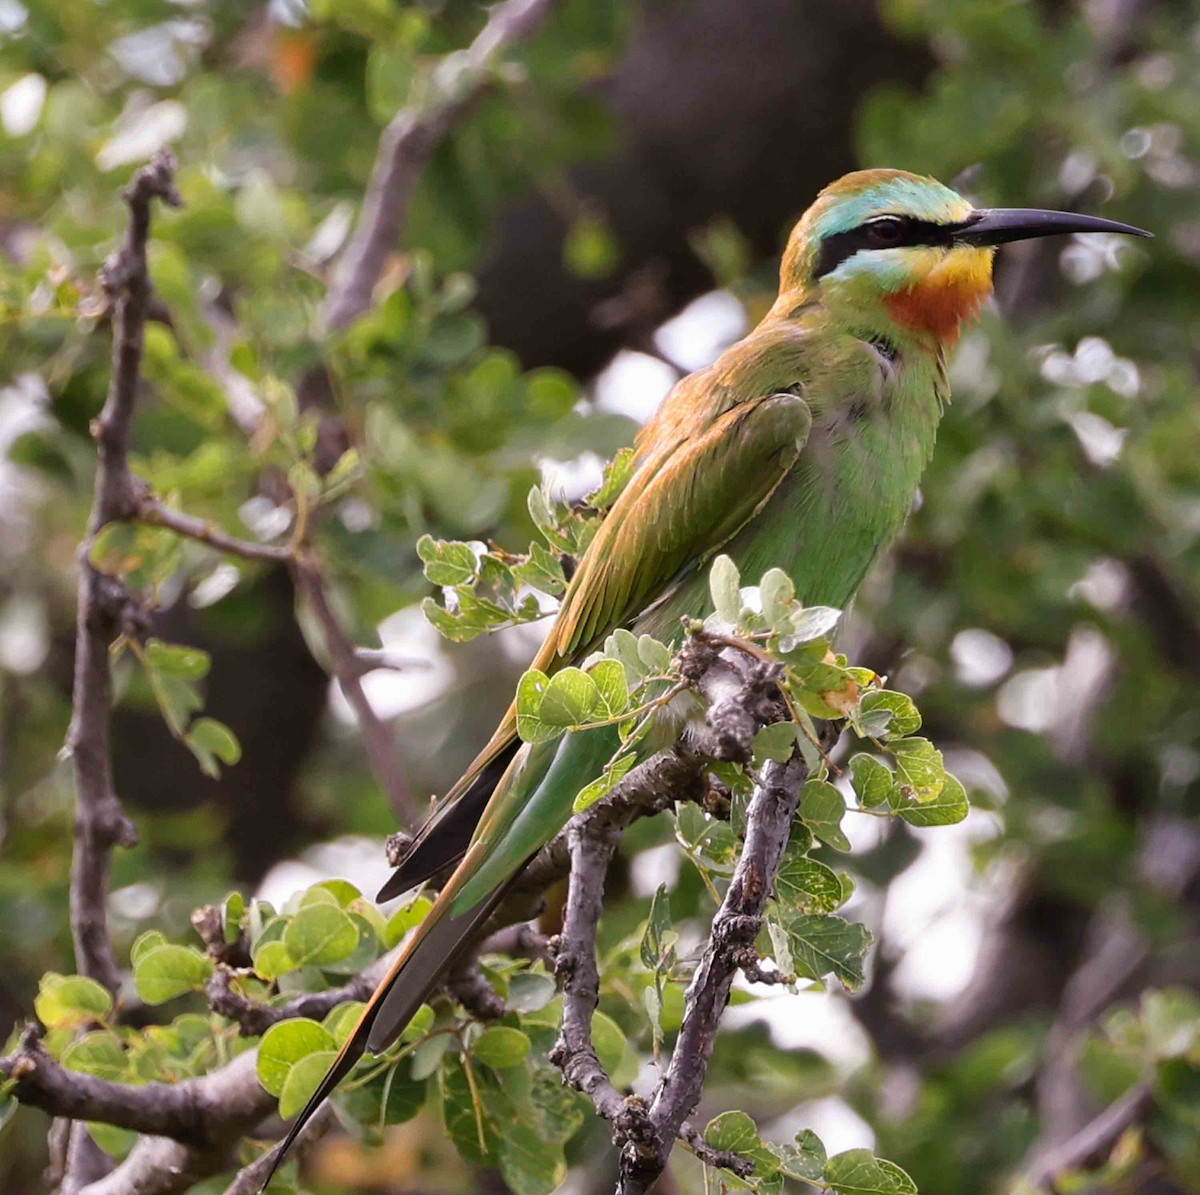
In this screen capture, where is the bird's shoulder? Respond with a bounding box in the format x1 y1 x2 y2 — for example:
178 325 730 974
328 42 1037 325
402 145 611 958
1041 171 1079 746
636 314 820 457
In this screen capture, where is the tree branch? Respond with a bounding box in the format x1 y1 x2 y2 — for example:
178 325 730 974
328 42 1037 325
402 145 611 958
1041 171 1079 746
134 487 293 564
623 755 809 1194
292 557 419 824
322 0 562 331
65 151 181 996
1017 1083 1153 1192
549 648 795 1191
2 1024 239 1146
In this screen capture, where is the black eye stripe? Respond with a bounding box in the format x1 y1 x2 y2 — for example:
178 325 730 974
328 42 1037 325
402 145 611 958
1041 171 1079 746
814 216 959 280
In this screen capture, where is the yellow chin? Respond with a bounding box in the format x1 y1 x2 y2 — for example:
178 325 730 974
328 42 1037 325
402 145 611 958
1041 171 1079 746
884 246 995 343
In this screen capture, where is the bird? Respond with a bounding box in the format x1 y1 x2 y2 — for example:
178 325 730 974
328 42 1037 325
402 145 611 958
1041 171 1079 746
260 169 1148 1186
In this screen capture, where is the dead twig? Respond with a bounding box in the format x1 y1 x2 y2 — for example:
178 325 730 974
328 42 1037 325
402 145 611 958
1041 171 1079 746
65 150 180 995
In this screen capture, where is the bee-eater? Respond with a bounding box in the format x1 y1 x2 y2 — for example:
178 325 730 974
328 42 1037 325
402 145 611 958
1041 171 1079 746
261 170 1147 1183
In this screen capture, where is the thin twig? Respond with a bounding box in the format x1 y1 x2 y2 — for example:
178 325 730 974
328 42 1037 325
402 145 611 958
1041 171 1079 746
1017 1083 1153 1192
323 0 562 331
293 557 419 824
135 487 293 563
65 150 181 995
205 960 384 1038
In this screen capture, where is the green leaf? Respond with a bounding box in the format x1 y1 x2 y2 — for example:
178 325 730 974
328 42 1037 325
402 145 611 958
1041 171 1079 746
34 975 113 1030
778 605 841 649
591 1011 626 1076
539 667 600 728
86 1121 136 1160
515 669 558 744
585 446 636 509
500 1119 568 1195
420 313 486 367
222 892 245 944
588 658 629 719
280 1050 338 1120
892 737 946 803
777 1129 827 1181
899 772 969 826
252 940 295 982
337 1057 427 1130
257 1019 336 1097
824 1149 917 1195
799 779 851 852
323 1001 366 1046
471 1026 531 1069
760 568 795 629
506 971 557 1014
752 721 799 765
573 752 635 812
309 879 361 907
421 591 516 643
640 884 678 973
564 213 619 279
283 903 359 968
527 486 573 554
417 534 479 586
511 542 566 596
133 945 213 1005
702 1109 782 1180
527 1060 585 1143
143 665 204 738
525 369 578 420
130 931 168 967
637 634 672 673
441 1055 502 1163
859 690 922 738
709 555 741 623
383 896 433 948
704 1109 759 1152
781 915 872 990
850 754 897 809
184 717 242 779
144 638 211 679
62 1031 128 1081
410 1029 453 1080
774 849 844 914
606 628 648 684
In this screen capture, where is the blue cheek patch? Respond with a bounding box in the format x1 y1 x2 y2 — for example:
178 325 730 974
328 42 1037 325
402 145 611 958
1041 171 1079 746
825 247 933 292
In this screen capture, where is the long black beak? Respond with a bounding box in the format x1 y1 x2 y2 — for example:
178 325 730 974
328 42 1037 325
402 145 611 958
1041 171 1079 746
956 208 1151 247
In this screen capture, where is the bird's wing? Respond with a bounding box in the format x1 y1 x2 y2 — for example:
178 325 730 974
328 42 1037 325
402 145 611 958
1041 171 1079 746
551 387 812 659
467 386 812 851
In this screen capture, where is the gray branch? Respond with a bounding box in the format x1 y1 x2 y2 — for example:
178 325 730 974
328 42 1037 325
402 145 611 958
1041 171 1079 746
1018 1083 1154 1192
293 558 419 824
322 0 562 331
549 646 802 1192
65 151 180 996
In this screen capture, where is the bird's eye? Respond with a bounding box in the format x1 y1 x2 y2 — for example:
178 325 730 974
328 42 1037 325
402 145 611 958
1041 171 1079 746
864 217 907 247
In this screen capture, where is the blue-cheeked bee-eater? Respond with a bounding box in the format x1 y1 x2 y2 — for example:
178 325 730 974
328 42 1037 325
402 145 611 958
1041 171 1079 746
261 169 1148 1186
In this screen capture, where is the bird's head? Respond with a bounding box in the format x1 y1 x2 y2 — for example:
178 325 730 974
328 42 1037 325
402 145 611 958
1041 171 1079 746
775 169 1149 345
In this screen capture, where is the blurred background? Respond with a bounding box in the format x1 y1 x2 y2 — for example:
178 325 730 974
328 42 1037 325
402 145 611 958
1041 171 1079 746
1 0 1199 1191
